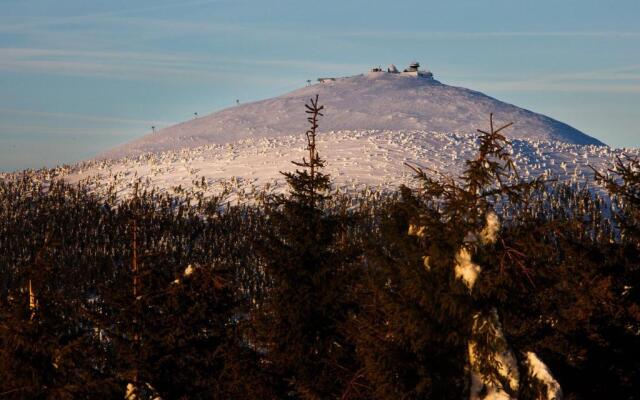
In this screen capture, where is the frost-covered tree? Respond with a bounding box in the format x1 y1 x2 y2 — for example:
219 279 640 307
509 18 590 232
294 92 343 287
353 115 561 399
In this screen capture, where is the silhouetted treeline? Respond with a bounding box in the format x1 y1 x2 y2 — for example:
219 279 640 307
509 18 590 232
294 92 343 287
1 104 639 399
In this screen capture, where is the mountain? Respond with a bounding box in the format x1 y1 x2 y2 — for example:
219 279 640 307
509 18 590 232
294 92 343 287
99 70 603 160
58 66 632 201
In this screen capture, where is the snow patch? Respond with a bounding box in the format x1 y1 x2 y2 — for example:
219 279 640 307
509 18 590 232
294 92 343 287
125 383 136 400
455 247 481 290
469 309 520 400
408 223 426 238
525 352 563 400
422 255 431 271
480 212 500 245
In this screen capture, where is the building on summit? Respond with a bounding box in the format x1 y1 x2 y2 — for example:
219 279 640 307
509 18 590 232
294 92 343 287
319 61 434 84
373 61 434 78
400 61 434 79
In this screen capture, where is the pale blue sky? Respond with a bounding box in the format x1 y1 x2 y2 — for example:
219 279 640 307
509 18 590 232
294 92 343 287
1 0 639 171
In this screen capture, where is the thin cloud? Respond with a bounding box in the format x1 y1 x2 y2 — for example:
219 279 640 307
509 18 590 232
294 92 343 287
0 47 362 82
0 123 138 137
335 30 640 39
0 47 285 84
0 48 188 63
539 64 640 82
225 58 366 73
0 0 230 32
446 63 640 94
0 108 173 126
460 80 640 94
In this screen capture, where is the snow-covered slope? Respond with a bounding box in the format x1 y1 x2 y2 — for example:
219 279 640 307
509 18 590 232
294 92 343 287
66 129 635 203
100 72 603 160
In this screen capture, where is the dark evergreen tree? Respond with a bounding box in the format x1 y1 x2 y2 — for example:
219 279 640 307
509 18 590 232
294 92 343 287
1 114 639 399
92 192 269 399
251 95 361 399
352 115 545 399
0 181 119 399
594 154 640 243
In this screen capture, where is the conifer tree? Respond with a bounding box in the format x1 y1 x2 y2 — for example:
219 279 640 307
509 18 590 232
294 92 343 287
251 95 360 399
92 193 258 399
0 182 118 398
353 115 549 399
3 112 640 399
594 154 640 242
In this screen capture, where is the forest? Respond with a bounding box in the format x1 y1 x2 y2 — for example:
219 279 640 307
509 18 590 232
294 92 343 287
1 97 639 399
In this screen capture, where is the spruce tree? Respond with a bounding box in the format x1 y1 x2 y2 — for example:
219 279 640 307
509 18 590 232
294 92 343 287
251 95 360 399
0 181 119 399
594 154 640 243
353 115 546 399
92 193 257 399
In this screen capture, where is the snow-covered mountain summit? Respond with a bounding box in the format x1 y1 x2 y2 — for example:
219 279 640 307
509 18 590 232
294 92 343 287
56 63 630 202
100 64 603 160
